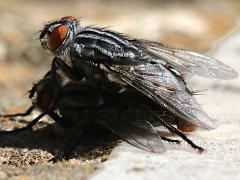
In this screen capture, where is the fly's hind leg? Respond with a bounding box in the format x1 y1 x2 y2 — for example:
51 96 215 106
161 121 203 152
144 105 204 152
161 137 181 144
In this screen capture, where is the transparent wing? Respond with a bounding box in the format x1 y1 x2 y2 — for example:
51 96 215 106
107 63 216 129
133 40 238 79
95 109 165 153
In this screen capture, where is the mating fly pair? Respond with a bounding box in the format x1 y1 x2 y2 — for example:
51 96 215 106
0 16 238 155
0 62 202 156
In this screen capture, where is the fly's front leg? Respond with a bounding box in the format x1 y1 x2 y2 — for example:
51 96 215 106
51 57 85 80
0 105 34 119
0 111 48 134
71 48 110 83
0 105 35 128
52 56 110 89
0 88 61 134
48 112 73 128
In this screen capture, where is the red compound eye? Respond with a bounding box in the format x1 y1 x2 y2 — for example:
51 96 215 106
47 16 76 51
48 24 68 51
37 85 55 111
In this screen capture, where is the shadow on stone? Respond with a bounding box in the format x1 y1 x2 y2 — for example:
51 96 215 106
0 121 119 166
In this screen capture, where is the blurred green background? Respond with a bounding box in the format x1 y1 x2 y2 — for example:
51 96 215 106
0 0 239 109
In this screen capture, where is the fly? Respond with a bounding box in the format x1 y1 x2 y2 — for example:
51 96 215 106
0 67 203 158
39 16 238 133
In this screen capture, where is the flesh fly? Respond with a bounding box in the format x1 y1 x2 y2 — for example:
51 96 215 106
0 67 202 157
39 16 238 133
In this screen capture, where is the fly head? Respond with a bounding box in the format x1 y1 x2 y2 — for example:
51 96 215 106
39 16 78 55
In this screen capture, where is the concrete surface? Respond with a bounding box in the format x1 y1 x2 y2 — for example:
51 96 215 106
89 30 240 180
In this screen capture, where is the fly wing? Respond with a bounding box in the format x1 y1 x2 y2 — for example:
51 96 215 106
95 110 165 153
133 40 238 79
107 63 216 129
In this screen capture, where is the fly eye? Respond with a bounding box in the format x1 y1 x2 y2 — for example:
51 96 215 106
48 24 69 51
37 84 55 111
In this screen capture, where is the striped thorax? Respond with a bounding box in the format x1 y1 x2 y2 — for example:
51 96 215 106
39 16 144 67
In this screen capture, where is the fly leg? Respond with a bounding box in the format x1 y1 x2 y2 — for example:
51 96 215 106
161 137 181 144
145 105 204 152
0 105 34 124
52 125 87 161
0 81 62 134
160 120 203 152
0 104 68 135
53 117 101 161
0 105 34 119
165 124 203 152
51 56 108 84
51 57 84 80
60 127 83 160
48 112 73 128
0 111 48 134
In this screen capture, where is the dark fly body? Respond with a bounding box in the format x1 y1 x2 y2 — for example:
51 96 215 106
37 16 238 141
0 67 203 157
